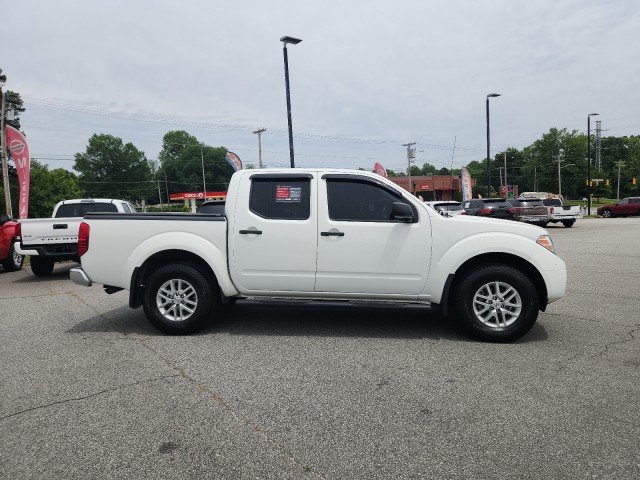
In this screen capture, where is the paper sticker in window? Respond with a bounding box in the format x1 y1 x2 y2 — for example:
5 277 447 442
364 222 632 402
275 185 301 202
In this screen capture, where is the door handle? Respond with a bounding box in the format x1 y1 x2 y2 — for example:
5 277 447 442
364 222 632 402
321 231 344 237
239 229 262 235
53 224 68 229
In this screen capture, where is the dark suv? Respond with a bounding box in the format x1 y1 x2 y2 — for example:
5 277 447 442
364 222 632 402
461 198 513 219
505 198 549 226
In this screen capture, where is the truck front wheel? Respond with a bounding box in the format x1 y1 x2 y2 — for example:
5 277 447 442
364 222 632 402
454 264 539 342
143 264 217 335
30 257 55 276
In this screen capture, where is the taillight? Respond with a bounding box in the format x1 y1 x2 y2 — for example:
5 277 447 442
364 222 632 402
507 207 516 214
478 209 492 215
15 222 21 238
78 222 90 257
460 211 468 215
549 207 555 214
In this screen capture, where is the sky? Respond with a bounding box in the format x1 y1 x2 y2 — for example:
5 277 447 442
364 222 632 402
2 0 639 176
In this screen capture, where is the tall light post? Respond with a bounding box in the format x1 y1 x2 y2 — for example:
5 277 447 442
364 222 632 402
281 36 302 168
486 93 501 198
587 113 599 215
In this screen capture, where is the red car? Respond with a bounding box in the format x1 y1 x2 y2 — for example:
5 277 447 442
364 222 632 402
596 197 640 218
0 213 24 272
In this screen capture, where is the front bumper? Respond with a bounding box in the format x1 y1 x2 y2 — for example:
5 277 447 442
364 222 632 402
70 267 92 287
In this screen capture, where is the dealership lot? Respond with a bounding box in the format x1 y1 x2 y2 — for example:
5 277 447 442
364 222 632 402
1 218 639 479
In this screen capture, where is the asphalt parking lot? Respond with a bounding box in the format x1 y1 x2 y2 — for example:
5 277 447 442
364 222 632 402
1 217 639 479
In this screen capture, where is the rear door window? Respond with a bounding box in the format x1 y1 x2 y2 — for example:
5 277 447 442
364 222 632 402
250 177 311 220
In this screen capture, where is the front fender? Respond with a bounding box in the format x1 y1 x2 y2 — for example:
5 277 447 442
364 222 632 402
422 232 564 304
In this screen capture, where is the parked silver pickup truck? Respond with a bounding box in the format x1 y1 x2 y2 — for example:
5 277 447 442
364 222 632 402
16 198 137 276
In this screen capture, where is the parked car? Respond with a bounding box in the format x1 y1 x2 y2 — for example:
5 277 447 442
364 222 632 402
505 198 549 227
596 197 640 218
0 214 24 272
423 200 466 217
198 200 226 215
461 198 513 220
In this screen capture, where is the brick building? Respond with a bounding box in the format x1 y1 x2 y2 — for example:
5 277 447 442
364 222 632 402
388 175 475 201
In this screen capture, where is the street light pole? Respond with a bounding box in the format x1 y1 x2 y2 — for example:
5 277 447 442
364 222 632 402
587 113 599 215
281 36 302 168
486 93 501 198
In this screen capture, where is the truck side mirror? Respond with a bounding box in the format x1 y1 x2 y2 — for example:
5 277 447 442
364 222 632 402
391 202 414 222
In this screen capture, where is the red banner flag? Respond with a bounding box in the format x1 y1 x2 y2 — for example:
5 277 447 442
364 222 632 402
374 162 388 178
6 126 31 219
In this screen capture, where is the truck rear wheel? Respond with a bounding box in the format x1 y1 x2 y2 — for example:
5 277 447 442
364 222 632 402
30 257 55 277
562 220 575 228
2 241 24 272
143 264 217 335
454 264 539 342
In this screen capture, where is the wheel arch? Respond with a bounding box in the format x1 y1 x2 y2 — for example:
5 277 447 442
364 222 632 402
443 252 548 315
129 249 220 309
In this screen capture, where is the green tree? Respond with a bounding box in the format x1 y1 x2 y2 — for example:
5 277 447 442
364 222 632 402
157 130 234 196
73 134 154 201
27 159 83 218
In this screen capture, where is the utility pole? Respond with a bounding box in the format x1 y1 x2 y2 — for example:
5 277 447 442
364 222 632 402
1 87 12 217
557 154 562 197
164 170 169 205
503 152 508 193
403 142 416 194
157 180 163 211
200 149 206 198
534 167 537 192
253 128 266 168
615 161 625 200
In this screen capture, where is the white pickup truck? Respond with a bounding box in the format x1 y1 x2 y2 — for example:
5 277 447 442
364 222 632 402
541 198 582 228
70 169 567 342
17 198 137 276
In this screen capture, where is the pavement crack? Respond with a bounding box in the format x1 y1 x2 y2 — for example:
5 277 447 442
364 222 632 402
0 374 180 421
138 339 326 479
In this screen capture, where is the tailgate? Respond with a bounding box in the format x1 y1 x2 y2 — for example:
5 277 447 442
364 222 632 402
19 218 83 246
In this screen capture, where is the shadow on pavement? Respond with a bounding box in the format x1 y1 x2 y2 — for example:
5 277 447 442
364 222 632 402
67 298 548 343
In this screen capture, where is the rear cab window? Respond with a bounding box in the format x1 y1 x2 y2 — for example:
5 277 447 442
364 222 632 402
55 202 118 217
249 175 311 220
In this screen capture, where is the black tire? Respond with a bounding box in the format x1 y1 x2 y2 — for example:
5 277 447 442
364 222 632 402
2 241 24 272
454 264 539 342
30 256 55 277
562 220 575 228
601 209 613 218
540 222 548 228
142 263 218 335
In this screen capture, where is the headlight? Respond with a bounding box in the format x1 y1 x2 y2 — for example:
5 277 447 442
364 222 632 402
536 235 555 254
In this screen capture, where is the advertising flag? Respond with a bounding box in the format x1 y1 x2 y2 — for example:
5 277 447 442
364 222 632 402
461 167 472 201
225 151 243 171
6 126 31 218
374 162 388 178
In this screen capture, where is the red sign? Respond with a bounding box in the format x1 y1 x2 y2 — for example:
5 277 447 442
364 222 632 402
6 126 30 219
169 191 227 201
